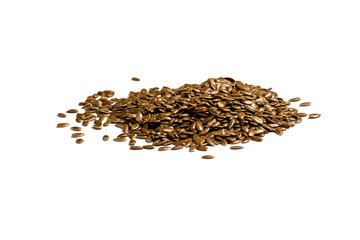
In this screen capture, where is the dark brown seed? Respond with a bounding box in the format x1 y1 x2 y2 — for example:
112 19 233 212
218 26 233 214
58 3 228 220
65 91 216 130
66 109 78 113
113 137 127 142
143 145 155 150
72 133 85 138
75 138 84 144
130 146 143 150
82 121 89 127
300 102 311 107
289 97 301 102
251 136 263 142
309 114 321 119
230 146 244 150
158 146 170 151
57 123 69 128
197 146 208 151
275 127 283 136
129 139 136 146
172 145 183 150
202 155 214 159
70 126 82 131
57 113 67 118
103 135 109 141
131 77 140 81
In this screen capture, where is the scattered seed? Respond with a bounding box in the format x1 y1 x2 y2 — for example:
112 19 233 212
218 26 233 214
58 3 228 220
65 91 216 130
113 137 127 142
300 102 311 107
172 145 183 150
289 97 301 102
75 138 84 144
143 145 155 149
71 126 82 131
103 135 109 141
130 146 143 150
309 114 321 119
298 113 308 117
57 123 69 128
66 109 78 113
197 146 208 151
129 139 136 145
158 146 170 151
72 133 85 138
202 155 214 159
131 77 140 81
230 146 243 150
57 113 67 118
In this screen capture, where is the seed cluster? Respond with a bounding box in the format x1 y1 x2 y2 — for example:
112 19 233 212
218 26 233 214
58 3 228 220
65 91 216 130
57 77 321 155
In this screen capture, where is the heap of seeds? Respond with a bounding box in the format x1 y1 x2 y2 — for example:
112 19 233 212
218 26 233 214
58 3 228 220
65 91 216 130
57 77 320 150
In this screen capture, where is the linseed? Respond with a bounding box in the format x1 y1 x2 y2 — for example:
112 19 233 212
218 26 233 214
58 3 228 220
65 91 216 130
309 114 321 119
289 97 301 102
57 113 67 118
102 135 109 141
130 146 143 150
66 109 78 113
300 102 311 107
71 126 82 131
75 138 84 144
230 146 243 150
72 133 85 138
131 77 140 81
202 155 214 159
57 123 69 128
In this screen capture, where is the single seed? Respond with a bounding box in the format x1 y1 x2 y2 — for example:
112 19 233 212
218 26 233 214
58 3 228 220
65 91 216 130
103 135 109 141
75 138 84 144
92 125 102 130
298 113 308 117
131 77 140 81
172 145 183 150
230 146 244 150
129 139 136 145
113 137 127 142
300 102 311 107
130 146 143 150
143 145 155 149
197 146 208 151
66 109 78 113
57 123 69 128
309 113 321 119
82 121 89 126
57 113 67 118
72 133 85 138
189 145 196 152
158 146 170 151
71 126 82 131
289 97 301 102
275 127 283 136
202 155 214 159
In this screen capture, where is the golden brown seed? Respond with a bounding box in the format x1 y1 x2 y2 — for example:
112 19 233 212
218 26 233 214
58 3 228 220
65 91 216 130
66 109 78 113
230 146 244 150
253 116 263 124
75 138 84 144
189 145 196 152
202 155 214 159
275 127 283 136
72 133 85 138
217 101 226 108
158 146 170 151
289 97 301 102
143 145 155 150
300 102 311 107
82 121 89 127
298 113 308 117
131 77 140 81
57 113 67 118
130 146 143 150
251 136 263 142
71 126 82 131
92 125 102 130
57 123 69 128
309 114 321 119
172 145 183 150
113 137 127 142
238 112 245 119
102 135 109 141
197 146 208 151
129 139 136 146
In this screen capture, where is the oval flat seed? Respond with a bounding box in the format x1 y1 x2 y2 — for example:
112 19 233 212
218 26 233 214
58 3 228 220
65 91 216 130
131 77 140 81
300 102 311 107
92 125 102 130
189 145 196 152
172 145 183 150
202 155 214 159
158 146 170 151
102 135 109 141
309 113 321 119
57 123 69 128
251 136 263 142
197 146 208 151
113 137 127 142
275 127 283 136
71 126 82 131
66 109 78 113
72 133 85 138
129 139 136 146
75 138 84 144
298 113 308 117
82 121 89 126
143 145 155 150
57 113 67 118
289 97 301 102
230 146 244 150
130 146 143 150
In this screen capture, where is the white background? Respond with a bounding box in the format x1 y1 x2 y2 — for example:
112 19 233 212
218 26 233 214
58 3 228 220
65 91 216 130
0 0 359 239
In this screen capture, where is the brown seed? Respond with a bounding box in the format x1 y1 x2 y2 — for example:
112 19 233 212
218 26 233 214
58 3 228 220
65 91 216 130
309 113 321 119
92 125 102 130
66 109 78 113
143 145 155 150
251 136 263 142
298 113 308 117
131 77 140 81
75 138 84 144
130 146 143 150
113 137 127 142
71 126 82 131
72 133 85 138
275 127 283 136
289 97 301 102
189 145 196 152
197 146 208 151
82 121 89 127
230 146 244 150
172 145 183 150
253 116 263 124
202 155 214 159
300 102 311 107
158 146 170 151
57 123 69 128
102 135 109 141
57 113 67 118
129 139 136 146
